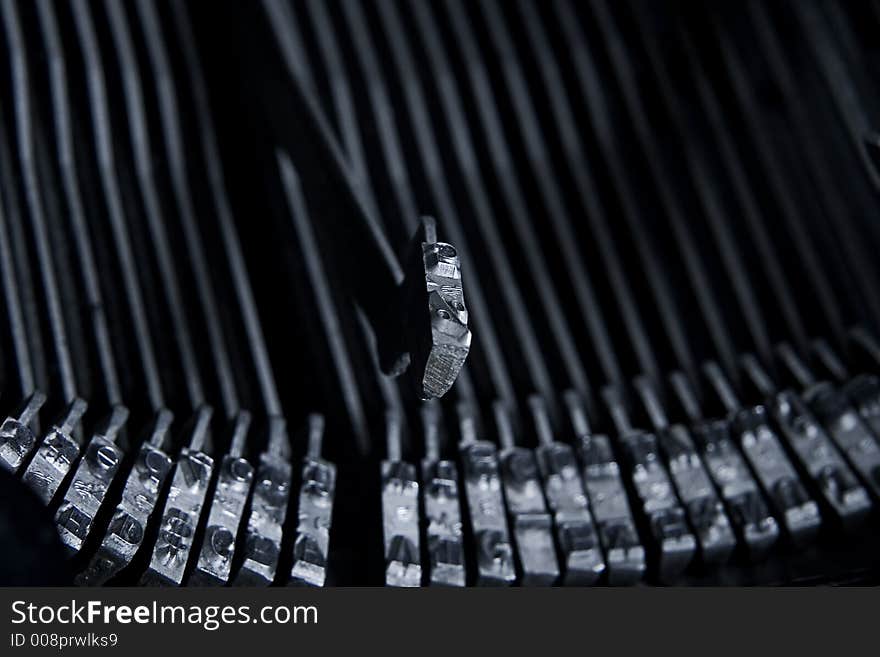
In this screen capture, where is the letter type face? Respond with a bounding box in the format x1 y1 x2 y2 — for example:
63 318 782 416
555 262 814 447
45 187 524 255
56 436 124 554
142 448 214 586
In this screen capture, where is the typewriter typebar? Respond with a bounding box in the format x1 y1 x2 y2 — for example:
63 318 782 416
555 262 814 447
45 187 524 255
1 0 880 587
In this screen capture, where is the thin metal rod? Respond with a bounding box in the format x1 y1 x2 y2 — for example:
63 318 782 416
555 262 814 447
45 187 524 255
453 0 622 388
170 0 284 418
628 1 808 356
277 151 370 454
669 371 702 423
305 0 418 236
492 400 516 451
228 410 252 458
632 375 669 432
421 400 442 461
703 361 740 414
740 353 777 399
417 0 592 403
134 0 240 417
812 338 849 383
295 0 382 224
791 0 880 194
518 0 664 383
527 0 688 384
0 121 46 402
262 0 404 284
528 395 555 447
850 327 880 369
271 0 319 101
457 400 479 446
1 0 77 403
775 343 816 390
601 385 633 436
340 0 516 406
592 0 773 370
278 0 411 421
677 7 847 350
556 0 739 380
564 389 592 436
773 1 880 261
307 413 325 460
0 193 33 398
721 3 880 334
385 408 402 462
378 0 556 406
69 0 165 411
34 0 122 406
102 0 204 409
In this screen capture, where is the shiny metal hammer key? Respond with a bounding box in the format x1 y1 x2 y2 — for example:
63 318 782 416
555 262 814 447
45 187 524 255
419 401 465 587
0 392 46 473
742 353 872 530
705 362 821 546
772 389 871 530
670 371 779 561
634 377 735 566
190 412 255 586
289 415 336 587
77 410 174 586
566 391 644 584
22 397 87 505
141 407 214 586
771 345 880 510
495 401 559 586
381 411 421 587
458 402 515 585
603 386 696 581
234 416 293 585
530 395 605 585
55 406 129 556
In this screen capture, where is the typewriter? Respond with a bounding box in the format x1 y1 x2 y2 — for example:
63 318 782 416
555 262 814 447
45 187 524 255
1 0 879 586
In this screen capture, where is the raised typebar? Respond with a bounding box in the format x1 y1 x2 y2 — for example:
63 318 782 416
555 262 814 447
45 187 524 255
402 216 471 400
